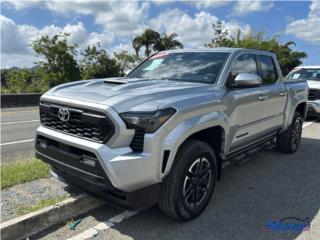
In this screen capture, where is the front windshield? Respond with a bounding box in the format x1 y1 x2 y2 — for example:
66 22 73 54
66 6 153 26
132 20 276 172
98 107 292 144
127 52 229 84
286 68 320 81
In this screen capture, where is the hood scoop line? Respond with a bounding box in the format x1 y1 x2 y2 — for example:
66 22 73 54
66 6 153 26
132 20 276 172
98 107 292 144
104 79 128 85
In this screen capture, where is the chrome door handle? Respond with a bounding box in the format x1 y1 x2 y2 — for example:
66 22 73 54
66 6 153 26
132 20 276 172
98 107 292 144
279 92 286 97
258 94 268 101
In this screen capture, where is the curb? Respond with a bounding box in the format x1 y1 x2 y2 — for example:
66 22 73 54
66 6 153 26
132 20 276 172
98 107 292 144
0 194 105 240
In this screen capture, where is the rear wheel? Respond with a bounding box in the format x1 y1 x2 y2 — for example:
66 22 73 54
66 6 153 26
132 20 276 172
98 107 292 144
277 112 303 153
158 139 217 221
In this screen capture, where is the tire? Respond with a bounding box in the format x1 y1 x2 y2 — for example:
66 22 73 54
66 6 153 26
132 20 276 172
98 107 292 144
277 112 303 153
158 139 217 221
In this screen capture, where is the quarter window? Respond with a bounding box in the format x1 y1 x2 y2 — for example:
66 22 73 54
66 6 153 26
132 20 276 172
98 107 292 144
230 54 258 81
258 55 278 84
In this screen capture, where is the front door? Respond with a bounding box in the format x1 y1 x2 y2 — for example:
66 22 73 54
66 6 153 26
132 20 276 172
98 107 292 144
226 53 286 152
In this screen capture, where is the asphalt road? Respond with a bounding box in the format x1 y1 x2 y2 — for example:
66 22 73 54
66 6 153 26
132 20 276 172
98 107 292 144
34 120 320 240
1 107 40 163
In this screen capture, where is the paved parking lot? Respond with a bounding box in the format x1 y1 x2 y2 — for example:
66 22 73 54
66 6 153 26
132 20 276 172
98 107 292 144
32 119 320 240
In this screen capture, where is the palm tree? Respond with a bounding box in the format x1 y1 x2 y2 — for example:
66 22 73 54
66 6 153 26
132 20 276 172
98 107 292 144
155 33 184 51
132 29 161 57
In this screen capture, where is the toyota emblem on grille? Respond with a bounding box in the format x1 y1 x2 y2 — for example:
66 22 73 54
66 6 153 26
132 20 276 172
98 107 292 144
58 108 70 122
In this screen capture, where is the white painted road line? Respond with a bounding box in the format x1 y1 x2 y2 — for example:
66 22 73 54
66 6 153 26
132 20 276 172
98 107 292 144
1 120 40 125
0 139 34 146
0 109 38 114
67 211 138 240
303 120 316 128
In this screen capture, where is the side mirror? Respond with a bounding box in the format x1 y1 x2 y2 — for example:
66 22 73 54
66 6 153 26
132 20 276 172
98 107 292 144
232 73 262 87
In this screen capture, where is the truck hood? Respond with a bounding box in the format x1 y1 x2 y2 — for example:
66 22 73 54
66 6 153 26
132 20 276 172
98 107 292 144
307 80 320 89
46 77 214 112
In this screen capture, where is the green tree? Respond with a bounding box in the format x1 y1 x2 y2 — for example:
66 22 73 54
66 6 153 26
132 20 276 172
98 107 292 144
206 23 307 75
32 33 81 87
1 69 9 88
1 68 46 93
2 69 29 93
81 43 122 79
114 50 141 74
205 21 230 48
154 32 184 51
132 30 183 57
132 29 161 57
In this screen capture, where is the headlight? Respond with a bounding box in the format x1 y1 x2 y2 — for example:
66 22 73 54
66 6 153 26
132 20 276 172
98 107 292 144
120 108 176 133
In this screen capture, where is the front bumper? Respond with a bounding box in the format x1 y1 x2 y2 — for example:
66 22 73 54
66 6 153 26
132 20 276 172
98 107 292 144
307 101 320 115
36 125 167 191
35 128 161 209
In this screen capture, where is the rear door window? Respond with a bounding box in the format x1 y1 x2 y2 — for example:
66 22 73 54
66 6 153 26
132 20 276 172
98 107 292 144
258 55 278 84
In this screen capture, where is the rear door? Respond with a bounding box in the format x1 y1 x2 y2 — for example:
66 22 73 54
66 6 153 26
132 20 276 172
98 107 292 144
256 54 287 128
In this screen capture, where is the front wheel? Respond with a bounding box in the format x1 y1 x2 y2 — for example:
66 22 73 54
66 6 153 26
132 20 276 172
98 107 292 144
158 140 217 221
277 112 303 153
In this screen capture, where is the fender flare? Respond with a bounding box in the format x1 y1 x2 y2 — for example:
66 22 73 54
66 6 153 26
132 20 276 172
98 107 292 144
161 111 228 178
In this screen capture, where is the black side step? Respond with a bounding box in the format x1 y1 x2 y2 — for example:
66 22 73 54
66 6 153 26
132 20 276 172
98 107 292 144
225 137 276 166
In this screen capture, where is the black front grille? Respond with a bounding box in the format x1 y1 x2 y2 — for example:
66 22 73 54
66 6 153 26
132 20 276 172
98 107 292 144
36 135 106 178
309 89 320 101
130 129 145 152
40 102 114 143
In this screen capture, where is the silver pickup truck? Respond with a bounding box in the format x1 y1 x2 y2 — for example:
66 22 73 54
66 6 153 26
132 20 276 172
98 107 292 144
36 48 308 221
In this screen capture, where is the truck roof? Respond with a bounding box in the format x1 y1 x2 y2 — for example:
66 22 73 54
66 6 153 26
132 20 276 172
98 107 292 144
163 47 276 56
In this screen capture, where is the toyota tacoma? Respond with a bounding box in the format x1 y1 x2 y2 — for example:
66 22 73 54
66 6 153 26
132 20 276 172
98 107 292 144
36 48 308 221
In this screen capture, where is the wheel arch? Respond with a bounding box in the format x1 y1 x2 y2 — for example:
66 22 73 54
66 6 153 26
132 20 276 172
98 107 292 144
163 124 226 181
183 126 225 180
295 102 307 119
282 100 308 133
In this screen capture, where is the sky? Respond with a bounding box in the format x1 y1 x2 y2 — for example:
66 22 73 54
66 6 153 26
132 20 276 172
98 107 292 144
1 0 319 69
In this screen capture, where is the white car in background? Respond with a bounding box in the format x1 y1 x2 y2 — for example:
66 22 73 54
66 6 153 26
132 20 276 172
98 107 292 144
286 66 320 116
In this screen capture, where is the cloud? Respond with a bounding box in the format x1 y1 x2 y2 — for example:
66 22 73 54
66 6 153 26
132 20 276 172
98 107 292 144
41 23 114 48
4 0 150 37
1 15 30 54
152 0 174 5
0 15 115 68
3 0 46 10
189 0 231 9
111 42 134 55
93 1 150 37
150 9 217 47
1 14 93 54
61 23 88 44
232 1 274 16
1 53 39 69
87 32 114 49
0 15 39 68
150 9 251 48
285 0 320 44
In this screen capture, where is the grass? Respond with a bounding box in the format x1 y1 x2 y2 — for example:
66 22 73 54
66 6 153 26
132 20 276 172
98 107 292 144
15 196 68 216
1 158 51 189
